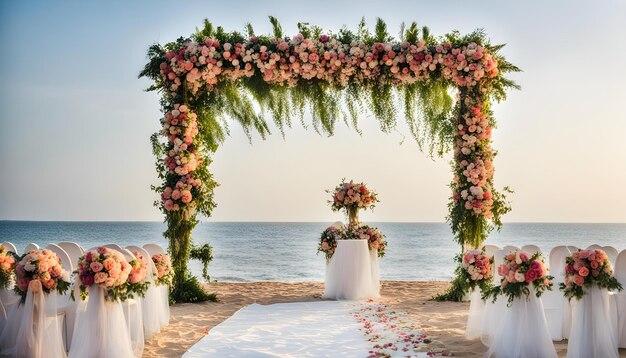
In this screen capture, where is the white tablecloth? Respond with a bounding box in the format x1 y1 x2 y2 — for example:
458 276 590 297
323 240 380 300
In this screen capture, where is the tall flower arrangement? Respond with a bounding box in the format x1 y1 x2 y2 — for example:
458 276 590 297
141 17 519 302
328 179 378 226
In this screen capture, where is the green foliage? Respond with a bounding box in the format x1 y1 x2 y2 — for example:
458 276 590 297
432 252 493 301
268 16 283 39
190 243 214 281
169 271 217 304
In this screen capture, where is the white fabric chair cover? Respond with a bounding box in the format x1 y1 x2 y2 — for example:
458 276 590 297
0 289 20 333
615 250 626 348
323 240 379 300
23 242 39 254
501 245 519 253
1 242 17 254
0 285 66 358
57 242 84 267
481 249 507 345
586 244 602 250
46 244 75 350
69 285 134 358
603 246 618 265
567 286 619 358
521 244 541 255
127 245 163 339
143 244 170 327
544 245 571 340
485 286 557 358
484 245 499 259
465 288 485 340
566 245 579 254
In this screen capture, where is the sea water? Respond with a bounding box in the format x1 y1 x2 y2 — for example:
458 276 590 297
1 221 625 282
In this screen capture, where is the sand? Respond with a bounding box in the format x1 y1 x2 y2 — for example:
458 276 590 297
142 281 624 357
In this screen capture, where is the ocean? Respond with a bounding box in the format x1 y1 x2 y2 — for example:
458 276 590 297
1 221 625 282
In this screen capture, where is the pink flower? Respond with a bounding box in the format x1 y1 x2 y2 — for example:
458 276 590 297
90 261 103 273
525 269 538 282
181 190 192 204
103 258 116 272
578 266 590 277
573 275 585 286
94 272 107 284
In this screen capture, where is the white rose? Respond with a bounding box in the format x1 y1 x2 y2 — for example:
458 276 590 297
515 272 525 282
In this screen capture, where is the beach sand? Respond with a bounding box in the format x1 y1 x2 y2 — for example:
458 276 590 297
143 281 622 357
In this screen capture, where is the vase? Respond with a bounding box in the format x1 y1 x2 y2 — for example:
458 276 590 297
347 207 359 227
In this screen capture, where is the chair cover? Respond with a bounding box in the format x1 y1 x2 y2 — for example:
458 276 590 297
143 244 170 326
586 244 602 250
602 246 618 265
485 287 557 358
56 242 84 267
465 288 485 340
0 289 19 332
614 250 626 348
126 245 163 339
323 240 379 300
484 245 499 259
481 250 507 345
501 245 519 253
567 286 619 358
69 285 134 358
0 283 66 358
544 246 570 340
521 244 541 255
23 243 40 254
0 242 17 254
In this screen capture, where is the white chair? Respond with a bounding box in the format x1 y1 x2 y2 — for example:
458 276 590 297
23 242 39 254
0 242 17 254
103 243 125 253
521 244 541 255
483 245 499 259
566 246 579 254
127 245 163 339
501 245 519 253
603 246 619 265
143 244 170 327
57 242 84 268
587 244 602 250
544 245 571 340
615 250 626 348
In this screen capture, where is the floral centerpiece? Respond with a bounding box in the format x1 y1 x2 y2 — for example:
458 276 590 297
0 245 17 289
152 253 174 286
559 249 622 300
484 251 552 305
14 249 70 301
328 179 378 226
459 248 493 293
128 251 150 297
317 224 345 260
74 247 132 301
345 225 387 258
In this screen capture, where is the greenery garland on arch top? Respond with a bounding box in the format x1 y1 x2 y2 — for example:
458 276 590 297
140 17 519 302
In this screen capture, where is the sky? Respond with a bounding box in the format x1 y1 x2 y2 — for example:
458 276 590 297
0 0 625 223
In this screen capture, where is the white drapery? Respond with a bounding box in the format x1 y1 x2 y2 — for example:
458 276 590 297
323 240 380 300
465 288 486 340
68 285 135 358
566 286 619 358
484 287 557 358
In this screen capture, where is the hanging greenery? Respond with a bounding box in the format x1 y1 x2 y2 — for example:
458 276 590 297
140 17 519 303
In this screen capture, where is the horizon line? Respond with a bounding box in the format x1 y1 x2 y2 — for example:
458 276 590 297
1 220 625 225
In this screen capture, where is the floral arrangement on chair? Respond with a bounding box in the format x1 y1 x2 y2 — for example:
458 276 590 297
0 245 16 289
559 249 622 300
74 247 132 301
128 251 150 297
459 248 493 293
14 249 70 301
484 251 552 305
152 253 174 286
345 225 387 258
317 225 345 260
328 179 378 226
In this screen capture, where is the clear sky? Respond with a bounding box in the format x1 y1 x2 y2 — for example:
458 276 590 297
0 0 625 223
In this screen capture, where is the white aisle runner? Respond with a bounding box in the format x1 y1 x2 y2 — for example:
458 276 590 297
183 301 369 357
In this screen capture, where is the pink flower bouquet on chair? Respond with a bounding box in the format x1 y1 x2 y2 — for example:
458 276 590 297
460 248 493 293
484 250 553 305
559 248 622 300
151 253 174 286
13 249 70 301
0 245 16 289
74 247 132 301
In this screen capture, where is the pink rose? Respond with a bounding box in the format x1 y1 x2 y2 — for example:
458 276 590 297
103 258 116 272
180 190 192 204
525 269 538 283
578 267 590 277
573 275 585 286
90 261 104 273
94 272 108 284
590 260 599 269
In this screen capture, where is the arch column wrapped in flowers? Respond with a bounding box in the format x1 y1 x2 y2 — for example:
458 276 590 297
141 17 518 302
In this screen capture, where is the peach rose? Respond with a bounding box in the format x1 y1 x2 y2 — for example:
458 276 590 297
90 262 104 272
103 258 116 272
578 267 590 277
573 275 585 286
94 272 108 284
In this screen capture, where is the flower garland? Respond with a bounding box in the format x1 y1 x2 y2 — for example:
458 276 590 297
559 249 622 300
317 224 345 260
14 249 70 301
484 251 552 305
0 245 16 289
141 18 519 301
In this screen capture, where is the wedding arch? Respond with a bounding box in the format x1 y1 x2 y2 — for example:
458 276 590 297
140 17 519 302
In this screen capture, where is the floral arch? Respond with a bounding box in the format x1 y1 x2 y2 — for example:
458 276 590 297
140 17 519 302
